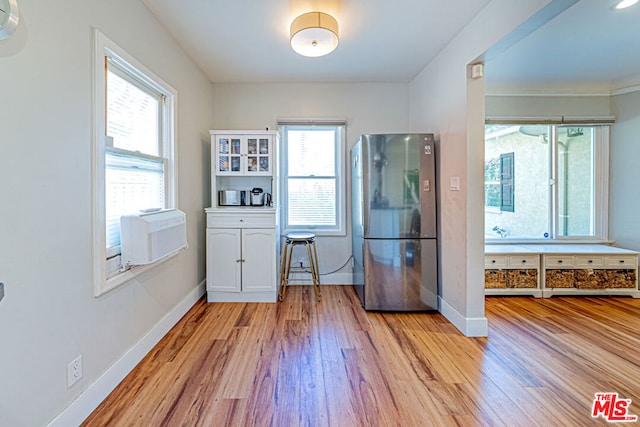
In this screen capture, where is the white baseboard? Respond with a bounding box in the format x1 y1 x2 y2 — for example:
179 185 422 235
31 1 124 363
439 296 488 337
48 281 206 427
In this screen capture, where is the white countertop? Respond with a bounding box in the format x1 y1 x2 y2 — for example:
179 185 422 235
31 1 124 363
205 206 277 213
485 243 638 255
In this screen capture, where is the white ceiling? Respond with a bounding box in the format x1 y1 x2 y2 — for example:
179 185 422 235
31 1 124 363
485 0 640 92
141 0 492 83
141 0 640 91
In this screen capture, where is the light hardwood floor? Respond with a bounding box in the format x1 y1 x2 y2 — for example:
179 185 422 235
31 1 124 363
83 286 640 426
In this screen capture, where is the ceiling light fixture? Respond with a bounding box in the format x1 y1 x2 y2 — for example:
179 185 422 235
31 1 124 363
615 0 638 9
290 11 339 57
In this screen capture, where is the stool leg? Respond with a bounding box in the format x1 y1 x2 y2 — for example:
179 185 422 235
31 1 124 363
313 242 320 293
312 241 321 299
306 242 321 301
283 243 295 299
278 242 290 301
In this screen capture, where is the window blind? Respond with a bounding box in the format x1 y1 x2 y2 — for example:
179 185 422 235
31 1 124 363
105 151 165 249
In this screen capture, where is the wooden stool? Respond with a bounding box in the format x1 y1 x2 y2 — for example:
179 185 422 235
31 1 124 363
278 232 321 301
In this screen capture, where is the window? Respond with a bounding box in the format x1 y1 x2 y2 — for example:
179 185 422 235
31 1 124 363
279 123 346 235
93 30 177 296
484 152 514 212
484 124 609 241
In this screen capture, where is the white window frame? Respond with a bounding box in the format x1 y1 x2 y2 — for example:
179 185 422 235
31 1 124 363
279 121 346 236
484 122 609 243
92 29 178 296
552 125 609 241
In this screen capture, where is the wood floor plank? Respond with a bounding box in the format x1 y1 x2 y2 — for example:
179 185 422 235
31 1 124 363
83 287 640 426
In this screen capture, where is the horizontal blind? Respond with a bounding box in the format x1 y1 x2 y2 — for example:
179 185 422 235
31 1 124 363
105 151 165 249
486 116 615 125
107 62 161 156
278 118 347 127
288 178 337 226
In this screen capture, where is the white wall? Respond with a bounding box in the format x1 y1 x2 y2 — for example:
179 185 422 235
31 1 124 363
211 82 410 284
610 90 640 251
0 1 212 425
486 94 612 118
408 0 553 336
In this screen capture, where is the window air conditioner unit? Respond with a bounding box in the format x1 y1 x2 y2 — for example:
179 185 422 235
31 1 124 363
120 209 187 266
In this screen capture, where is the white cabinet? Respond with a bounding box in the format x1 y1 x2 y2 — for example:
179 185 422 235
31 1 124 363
205 209 278 302
207 228 241 293
484 244 640 298
210 130 279 209
206 130 280 302
484 246 542 297
214 133 273 176
541 246 639 297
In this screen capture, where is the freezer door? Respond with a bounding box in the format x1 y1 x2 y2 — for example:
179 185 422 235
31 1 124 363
362 238 438 311
362 134 436 239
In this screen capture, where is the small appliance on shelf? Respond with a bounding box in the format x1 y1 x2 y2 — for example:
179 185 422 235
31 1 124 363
250 187 271 206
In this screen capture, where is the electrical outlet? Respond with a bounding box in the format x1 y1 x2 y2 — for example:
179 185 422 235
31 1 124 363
67 355 83 388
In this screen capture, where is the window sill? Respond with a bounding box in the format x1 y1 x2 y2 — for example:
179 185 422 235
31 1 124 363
485 238 613 245
282 228 346 237
96 250 180 297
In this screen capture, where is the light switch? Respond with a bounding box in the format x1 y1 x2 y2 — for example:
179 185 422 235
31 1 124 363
450 176 460 191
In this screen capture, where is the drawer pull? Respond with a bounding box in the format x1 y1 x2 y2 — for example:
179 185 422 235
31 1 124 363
620 260 625 264
521 259 526 263
588 260 593 264
558 260 563 264
491 260 496 264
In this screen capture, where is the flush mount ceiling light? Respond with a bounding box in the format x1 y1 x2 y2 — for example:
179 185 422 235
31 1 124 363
290 11 339 57
615 0 639 9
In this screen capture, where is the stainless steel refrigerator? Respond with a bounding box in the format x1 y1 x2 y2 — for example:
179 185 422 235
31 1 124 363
351 133 438 311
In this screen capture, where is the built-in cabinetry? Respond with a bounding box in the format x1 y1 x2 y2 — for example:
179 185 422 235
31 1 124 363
485 246 542 297
485 244 639 298
206 130 279 303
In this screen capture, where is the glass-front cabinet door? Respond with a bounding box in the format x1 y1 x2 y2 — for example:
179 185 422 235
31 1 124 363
216 135 272 176
217 136 242 174
246 137 271 175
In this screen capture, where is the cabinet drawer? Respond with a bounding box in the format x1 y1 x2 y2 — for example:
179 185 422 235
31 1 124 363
574 256 605 268
508 255 539 268
605 255 637 269
544 256 574 268
485 256 507 269
207 212 275 228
